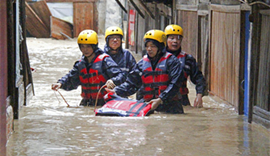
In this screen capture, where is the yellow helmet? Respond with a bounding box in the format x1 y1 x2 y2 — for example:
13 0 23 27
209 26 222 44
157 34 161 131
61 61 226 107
143 29 166 46
77 30 98 44
164 24 183 36
105 26 123 39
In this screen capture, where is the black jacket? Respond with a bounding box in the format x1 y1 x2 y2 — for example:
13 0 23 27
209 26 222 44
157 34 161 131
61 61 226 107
104 45 137 79
58 48 125 91
167 47 206 95
114 51 183 102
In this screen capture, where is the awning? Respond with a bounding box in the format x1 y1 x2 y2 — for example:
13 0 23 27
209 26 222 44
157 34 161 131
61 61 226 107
115 0 127 13
129 0 156 19
142 0 172 6
137 0 155 19
129 0 145 18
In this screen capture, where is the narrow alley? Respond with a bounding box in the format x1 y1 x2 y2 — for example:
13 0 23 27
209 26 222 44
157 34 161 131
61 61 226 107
6 37 270 156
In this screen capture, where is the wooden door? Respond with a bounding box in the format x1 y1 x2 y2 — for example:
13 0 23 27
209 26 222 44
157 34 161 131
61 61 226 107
177 10 198 60
73 2 97 37
250 9 270 129
209 4 241 110
256 10 270 111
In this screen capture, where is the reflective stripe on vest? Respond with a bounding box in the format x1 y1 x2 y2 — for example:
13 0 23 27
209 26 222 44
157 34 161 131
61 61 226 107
79 53 109 99
141 52 172 101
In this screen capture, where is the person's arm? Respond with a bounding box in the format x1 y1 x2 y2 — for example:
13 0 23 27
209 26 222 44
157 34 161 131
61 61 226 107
194 93 203 108
114 60 143 97
185 54 206 107
186 54 206 94
158 55 183 102
127 51 137 72
148 98 163 110
51 83 62 91
56 61 81 91
103 56 126 86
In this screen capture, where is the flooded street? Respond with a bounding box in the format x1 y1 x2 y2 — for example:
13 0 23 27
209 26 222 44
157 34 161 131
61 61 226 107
6 37 270 156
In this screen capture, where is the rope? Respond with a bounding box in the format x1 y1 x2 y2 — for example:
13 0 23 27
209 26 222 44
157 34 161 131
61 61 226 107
54 90 60 103
54 85 107 109
56 90 70 107
94 85 107 111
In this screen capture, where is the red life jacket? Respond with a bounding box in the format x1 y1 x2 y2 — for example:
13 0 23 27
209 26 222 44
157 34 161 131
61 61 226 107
177 51 189 95
141 52 172 101
79 53 109 99
95 92 152 117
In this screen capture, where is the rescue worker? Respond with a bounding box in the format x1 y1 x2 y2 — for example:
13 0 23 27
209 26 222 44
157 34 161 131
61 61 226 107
51 29 125 106
107 30 184 114
164 24 206 108
104 26 136 79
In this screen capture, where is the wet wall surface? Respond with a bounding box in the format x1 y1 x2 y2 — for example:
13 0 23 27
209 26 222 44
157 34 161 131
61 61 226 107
6 38 270 156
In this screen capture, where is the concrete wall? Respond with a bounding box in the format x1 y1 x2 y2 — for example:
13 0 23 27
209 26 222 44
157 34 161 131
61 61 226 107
97 0 106 34
97 0 126 35
6 98 14 141
18 76 25 115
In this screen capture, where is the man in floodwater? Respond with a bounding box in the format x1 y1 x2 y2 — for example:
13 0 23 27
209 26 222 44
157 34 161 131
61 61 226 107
107 29 184 114
51 29 125 106
164 24 206 108
104 26 136 79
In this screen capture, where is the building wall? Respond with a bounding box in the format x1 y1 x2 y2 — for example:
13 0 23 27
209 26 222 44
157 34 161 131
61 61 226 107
0 0 8 154
177 10 198 60
97 0 125 35
175 1 247 112
126 1 171 54
176 0 199 63
97 0 106 34
256 10 270 111
105 0 125 31
6 98 13 141
73 2 98 37
176 0 198 5
209 5 241 110
250 6 270 128
211 0 240 5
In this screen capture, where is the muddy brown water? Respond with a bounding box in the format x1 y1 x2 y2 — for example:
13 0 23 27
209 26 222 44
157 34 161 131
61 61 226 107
6 37 270 156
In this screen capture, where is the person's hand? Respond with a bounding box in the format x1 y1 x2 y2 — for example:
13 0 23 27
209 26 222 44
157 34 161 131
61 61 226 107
147 98 163 110
193 94 203 108
105 79 116 89
51 83 62 91
104 87 116 94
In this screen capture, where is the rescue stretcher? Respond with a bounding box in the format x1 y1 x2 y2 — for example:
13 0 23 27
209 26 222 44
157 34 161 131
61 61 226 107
95 92 152 117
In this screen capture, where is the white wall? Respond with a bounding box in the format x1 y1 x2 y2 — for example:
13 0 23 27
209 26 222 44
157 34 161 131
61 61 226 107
97 0 125 35
97 0 106 34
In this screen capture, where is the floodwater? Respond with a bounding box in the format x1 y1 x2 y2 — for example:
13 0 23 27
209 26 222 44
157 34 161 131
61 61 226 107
6 37 270 156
